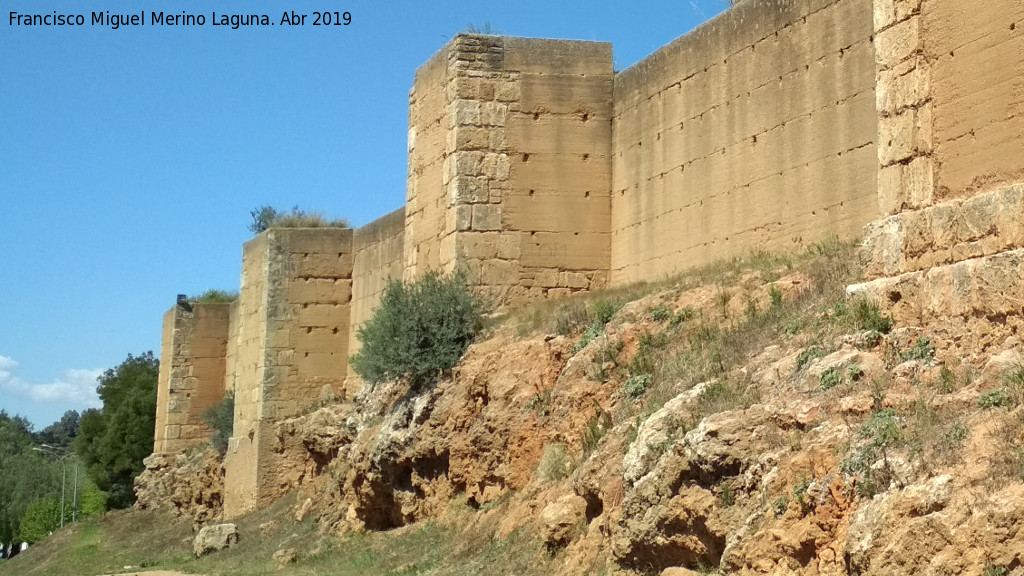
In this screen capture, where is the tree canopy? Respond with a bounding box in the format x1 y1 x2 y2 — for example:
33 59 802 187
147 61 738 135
74 351 159 509
0 412 61 544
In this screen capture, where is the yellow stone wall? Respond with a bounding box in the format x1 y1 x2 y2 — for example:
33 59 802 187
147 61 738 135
610 0 879 285
347 207 406 392
152 302 231 455
223 228 354 517
155 0 1024 517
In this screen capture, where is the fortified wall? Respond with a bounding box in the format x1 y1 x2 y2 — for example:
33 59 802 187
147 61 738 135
150 0 1024 518
848 0 1024 353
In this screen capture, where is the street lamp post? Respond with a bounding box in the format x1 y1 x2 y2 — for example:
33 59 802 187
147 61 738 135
32 444 77 528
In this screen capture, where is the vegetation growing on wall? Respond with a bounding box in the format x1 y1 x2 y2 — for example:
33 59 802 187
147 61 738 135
247 205 349 235
189 289 238 304
202 392 235 456
350 271 483 389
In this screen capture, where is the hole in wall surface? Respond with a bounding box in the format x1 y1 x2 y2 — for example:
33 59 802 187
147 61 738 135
529 189 535 196
533 112 540 120
522 153 530 162
888 291 903 304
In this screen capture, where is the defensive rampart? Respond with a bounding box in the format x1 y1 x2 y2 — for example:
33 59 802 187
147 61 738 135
152 302 232 455
222 228 354 516
150 0 1024 517
611 0 878 284
848 0 1024 355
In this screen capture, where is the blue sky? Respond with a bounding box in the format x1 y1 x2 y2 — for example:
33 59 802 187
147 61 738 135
0 0 726 428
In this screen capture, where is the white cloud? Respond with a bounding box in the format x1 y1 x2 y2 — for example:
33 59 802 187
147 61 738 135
0 354 18 379
0 355 102 409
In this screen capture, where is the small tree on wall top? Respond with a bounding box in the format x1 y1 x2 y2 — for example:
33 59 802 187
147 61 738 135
350 271 483 390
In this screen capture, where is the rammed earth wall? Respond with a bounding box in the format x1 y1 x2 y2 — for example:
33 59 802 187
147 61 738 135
610 0 878 284
150 0 1024 516
847 0 1024 355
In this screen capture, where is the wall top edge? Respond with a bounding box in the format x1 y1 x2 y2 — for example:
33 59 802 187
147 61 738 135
614 0 834 84
453 33 612 48
353 206 406 243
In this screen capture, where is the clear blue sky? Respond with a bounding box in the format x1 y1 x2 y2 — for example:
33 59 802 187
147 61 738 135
0 0 726 428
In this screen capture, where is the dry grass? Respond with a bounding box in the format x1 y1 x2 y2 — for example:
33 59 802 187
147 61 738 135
1 490 552 576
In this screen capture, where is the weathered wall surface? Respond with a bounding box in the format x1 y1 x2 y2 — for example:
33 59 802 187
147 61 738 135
407 35 614 301
152 303 231 455
874 0 1024 214
224 228 354 517
155 0 1024 518
610 0 878 284
348 207 406 387
498 37 614 299
223 234 268 516
406 48 452 279
926 0 1024 199
850 0 1024 356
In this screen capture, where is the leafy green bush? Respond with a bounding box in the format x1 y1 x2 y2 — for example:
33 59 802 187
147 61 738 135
819 367 842 391
849 297 893 334
648 305 673 322
350 272 483 388
19 497 60 543
592 299 623 325
842 409 904 497
202 392 235 456
979 389 1011 409
902 337 935 361
624 375 652 399
795 346 826 373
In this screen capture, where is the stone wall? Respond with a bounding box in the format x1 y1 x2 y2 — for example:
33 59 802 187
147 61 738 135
152 302 232 455
223 228 354 517
407 35 614 301
610 0 878 285
348 207 406 389
848 0 1024 356
153 0 1024 517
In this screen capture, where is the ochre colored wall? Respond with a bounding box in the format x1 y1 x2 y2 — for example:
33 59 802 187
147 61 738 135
499 37 614 299
223 233 268 516
224 228 354 517
347 207 406 390
609 0 878 285
849 0 1024 354
152 303 231 455
153 308 174 454
406 48 451 278
925 0 1024 199
158 0 1024 516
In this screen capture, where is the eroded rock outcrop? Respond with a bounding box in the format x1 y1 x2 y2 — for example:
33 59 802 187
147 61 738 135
135 446 224 524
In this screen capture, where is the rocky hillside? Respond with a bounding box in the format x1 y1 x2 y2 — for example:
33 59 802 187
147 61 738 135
136 240 1024 576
